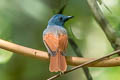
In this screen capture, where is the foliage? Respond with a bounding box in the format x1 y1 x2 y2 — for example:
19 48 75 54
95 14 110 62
0 0 119 80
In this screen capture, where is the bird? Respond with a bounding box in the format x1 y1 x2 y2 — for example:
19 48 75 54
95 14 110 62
43 14 73 72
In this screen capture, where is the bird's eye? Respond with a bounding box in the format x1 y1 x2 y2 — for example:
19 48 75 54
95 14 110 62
59 17 63 21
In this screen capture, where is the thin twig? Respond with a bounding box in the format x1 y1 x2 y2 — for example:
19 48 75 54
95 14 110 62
69 39 93 80
68 26 93 80
47 50 120 80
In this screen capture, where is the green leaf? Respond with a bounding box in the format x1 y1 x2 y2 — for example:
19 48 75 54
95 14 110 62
0 7 13 63
0 49 12 64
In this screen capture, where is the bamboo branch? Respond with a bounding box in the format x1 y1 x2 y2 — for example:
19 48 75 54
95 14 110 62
0 39 120 67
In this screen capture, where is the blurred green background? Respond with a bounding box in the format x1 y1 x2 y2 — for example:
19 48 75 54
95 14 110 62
0 0 120 80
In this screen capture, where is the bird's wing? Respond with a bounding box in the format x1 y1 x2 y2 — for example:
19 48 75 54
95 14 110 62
58 34 68 55
43 33 58 56
43 33 68 56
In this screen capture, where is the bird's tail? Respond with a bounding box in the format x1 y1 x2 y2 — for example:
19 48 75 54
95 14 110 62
49 52 67 72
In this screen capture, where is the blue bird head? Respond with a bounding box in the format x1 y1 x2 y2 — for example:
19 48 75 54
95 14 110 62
48 14 73 26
